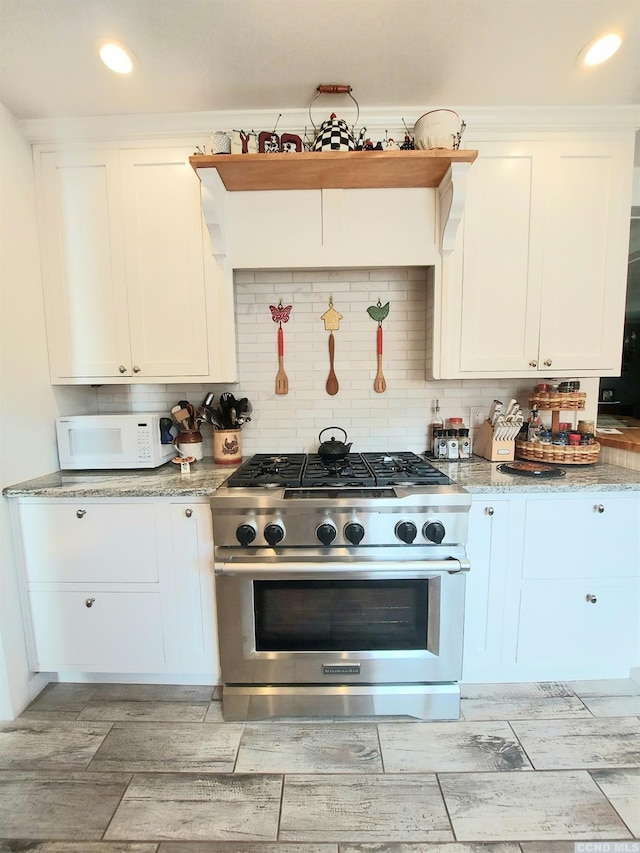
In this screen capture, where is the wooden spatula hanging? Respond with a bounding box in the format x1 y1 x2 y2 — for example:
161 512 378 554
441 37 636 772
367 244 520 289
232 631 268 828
270 300 292 395
321 296 343 396
367 299 389 393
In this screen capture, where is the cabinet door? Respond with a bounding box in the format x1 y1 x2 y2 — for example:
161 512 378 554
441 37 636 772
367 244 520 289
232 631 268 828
170 503 218 674
517 581 639 674
522 496 639 580
457 141 544 374
19 502 159 583
119 149 210 378
28 590 165 671
463 498 512 678
538 138 634 374
38 150 131 379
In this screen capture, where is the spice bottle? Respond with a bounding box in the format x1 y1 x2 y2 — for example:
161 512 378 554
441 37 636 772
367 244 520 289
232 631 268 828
527 408 544 443
458 428 471 458
430 399 444 457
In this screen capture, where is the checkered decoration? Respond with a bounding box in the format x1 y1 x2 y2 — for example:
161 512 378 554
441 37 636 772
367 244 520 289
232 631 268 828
312 115 355 152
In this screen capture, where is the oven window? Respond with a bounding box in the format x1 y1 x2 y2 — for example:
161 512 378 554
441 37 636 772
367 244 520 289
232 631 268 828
254 579 428 651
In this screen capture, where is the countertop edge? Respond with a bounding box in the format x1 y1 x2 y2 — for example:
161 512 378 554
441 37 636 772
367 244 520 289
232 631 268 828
3 458 640 498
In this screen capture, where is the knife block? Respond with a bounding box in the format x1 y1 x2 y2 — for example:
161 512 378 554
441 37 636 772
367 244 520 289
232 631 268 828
473 420 515 462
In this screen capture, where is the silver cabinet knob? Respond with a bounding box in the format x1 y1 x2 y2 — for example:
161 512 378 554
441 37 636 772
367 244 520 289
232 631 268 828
486 506 495 516
585 593 597 604
529 360 538 368
76 509 86 519
595 504 605 514
185 508 193 518
132 365 141 373
119 365 127 374
85 597 96 608
544 359 552 367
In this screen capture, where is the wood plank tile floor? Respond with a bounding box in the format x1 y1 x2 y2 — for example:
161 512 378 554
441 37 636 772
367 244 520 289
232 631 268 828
0 679 638 851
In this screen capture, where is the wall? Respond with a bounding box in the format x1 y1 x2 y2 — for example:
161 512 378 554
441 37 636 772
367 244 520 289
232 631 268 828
0 103 94 720
95 267 600 453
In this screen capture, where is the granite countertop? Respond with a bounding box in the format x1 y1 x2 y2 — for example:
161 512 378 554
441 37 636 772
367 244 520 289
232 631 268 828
434 456 640 493
2 458 241 498
3 455 640 499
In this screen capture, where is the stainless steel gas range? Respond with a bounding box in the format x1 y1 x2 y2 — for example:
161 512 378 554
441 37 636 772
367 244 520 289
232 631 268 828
210 451 471 721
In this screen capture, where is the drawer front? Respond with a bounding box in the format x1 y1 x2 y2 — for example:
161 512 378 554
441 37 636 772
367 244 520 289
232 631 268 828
28 590 165 671
522 497 639 580
19 503 159 583
517 581 639 668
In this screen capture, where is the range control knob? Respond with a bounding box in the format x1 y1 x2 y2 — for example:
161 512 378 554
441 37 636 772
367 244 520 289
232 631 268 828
344 522 365 545
395 520 417 544
423 521 446 544
316 522 337 546
264 523 285 547
236 524 256 547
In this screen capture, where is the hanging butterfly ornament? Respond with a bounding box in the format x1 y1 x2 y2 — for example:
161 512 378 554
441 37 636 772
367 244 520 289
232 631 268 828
367 299 389 393
270 300 292 395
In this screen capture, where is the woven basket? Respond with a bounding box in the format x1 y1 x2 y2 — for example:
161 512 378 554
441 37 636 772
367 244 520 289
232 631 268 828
529 392 586 411
515 439 600 465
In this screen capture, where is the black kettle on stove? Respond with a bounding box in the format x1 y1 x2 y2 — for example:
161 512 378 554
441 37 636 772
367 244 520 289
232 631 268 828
317 427 352 462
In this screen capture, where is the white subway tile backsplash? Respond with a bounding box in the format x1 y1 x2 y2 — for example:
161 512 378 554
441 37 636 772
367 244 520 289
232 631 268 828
94 267 602 455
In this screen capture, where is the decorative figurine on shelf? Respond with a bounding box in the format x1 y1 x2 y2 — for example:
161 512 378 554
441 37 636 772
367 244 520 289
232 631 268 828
231 130 258 154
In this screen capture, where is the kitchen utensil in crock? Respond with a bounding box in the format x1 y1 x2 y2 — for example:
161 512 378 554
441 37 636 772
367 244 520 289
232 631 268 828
367 299 389 394
318 427 352 461
321 296 343 396
159 417 174 444
270 301 292 395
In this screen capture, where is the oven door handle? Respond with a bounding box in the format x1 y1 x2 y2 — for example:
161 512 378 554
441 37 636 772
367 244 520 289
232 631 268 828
215 558 470 578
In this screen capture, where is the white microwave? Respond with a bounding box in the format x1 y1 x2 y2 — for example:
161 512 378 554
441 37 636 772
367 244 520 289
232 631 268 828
56 414 175 470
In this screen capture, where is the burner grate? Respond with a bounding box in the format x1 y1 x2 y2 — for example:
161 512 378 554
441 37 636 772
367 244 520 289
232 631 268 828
225 451 451 488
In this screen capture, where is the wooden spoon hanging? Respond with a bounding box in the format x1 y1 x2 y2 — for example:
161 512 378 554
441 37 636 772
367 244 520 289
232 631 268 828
326 331 339 396
270 301 292 395
373 324 387 393
367 299 389 394
321 296 343 397
275 326 289 395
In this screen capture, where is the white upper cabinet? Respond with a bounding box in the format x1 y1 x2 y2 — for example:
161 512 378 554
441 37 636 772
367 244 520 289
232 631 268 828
431 134 635 379
36 146 236 384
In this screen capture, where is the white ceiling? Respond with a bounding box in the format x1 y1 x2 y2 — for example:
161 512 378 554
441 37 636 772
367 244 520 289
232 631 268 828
1 0 639 121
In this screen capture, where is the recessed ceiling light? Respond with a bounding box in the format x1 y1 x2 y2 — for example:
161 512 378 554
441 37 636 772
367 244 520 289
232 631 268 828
98 41 135 74
579 32 622 67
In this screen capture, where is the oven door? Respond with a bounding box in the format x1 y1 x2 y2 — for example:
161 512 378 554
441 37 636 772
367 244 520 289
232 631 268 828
214 559 466 686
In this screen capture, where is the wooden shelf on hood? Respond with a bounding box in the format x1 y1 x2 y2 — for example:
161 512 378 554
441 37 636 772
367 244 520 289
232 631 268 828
189 149 477 191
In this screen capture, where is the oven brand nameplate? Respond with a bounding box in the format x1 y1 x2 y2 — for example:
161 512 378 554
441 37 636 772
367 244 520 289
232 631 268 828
323 664 361 675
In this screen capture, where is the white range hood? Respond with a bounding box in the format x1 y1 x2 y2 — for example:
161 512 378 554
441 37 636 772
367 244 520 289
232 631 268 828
191 150 475 270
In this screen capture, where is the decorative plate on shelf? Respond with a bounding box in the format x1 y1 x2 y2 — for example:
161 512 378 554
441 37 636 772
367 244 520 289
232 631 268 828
498 461 566 478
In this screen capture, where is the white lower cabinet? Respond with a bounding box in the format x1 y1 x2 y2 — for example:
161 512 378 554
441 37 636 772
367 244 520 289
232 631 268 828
28 590 165 671
12 497 219 678
462 497 511 681
464 491 640 682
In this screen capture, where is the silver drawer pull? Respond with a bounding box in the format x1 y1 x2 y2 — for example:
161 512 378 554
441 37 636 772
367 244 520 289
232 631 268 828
185 508 193 518
485 506 495 516
585 593 597 604
595 504 605 514
76 509 86 519
85 597 96 608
